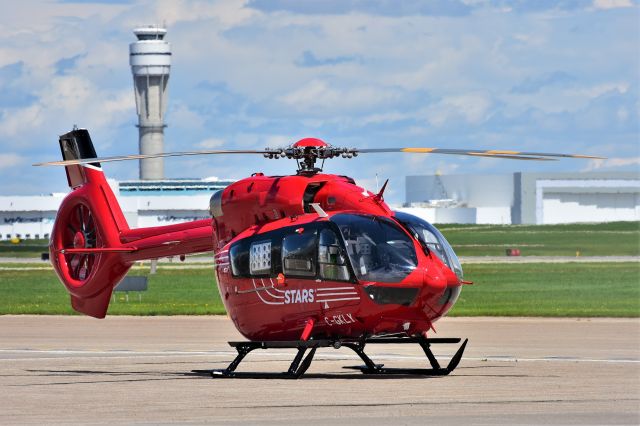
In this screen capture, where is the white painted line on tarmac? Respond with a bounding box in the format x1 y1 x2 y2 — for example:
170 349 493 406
0 348 637 364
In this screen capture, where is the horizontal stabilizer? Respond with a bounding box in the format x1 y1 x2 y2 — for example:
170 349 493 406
59 247 137 254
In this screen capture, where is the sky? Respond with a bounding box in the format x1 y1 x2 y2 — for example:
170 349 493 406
0 0 638 204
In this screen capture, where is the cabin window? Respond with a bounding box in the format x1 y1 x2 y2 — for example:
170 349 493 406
229 223 355 281
282 230 317 277
249 240 272 275
318 228 350 281
229 242 250 277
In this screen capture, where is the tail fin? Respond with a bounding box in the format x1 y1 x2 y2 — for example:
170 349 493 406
50 129 132 318
49 129 213 318
59 129 101 187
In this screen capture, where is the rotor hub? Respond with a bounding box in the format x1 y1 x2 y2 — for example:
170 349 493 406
292 138 328 148
264 138 357 175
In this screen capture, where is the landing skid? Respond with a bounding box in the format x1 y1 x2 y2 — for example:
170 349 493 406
192 336 468 379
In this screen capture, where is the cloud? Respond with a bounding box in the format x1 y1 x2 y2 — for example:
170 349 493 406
0 89 37 109
582 156 640 171
0 153 25 170
295 50 360 67
0 0 638 204
0 61 37 108
475 1 601 13
572 82 629 99
511 71 575 94
198 137 225 149
592 0 634 9
247 0 472 16
167 102 206 130
502 81 633 116
58 0 134 3
54 53 87 75
0 74 133 143
426 93 493 127
0 61 25 81
277 80 404 116
0 105 43 138
140 0 257 28
259 134 291 148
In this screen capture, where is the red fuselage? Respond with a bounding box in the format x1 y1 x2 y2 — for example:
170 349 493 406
49 161 463 340
209 173 463 340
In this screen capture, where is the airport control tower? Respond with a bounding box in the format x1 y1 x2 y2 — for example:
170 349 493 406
129 27 171 180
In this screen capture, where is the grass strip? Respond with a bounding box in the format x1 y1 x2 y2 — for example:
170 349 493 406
449 262 640 317
439 222 640 257
0 268 225 315
0 262 638 317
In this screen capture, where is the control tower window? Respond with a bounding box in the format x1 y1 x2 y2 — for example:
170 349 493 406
136 34 165 40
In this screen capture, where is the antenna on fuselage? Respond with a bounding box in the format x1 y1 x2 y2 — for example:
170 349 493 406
373 179 389 202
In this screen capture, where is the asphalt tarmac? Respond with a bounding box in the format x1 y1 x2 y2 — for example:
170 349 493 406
1 316 638 425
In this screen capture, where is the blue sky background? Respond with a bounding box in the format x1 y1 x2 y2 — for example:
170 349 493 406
0 0 638 204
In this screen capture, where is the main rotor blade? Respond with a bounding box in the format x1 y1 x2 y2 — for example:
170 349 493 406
33 144 606 167
33 149 273 167
356 147 605 160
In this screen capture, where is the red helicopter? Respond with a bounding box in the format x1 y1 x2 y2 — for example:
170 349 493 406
36 128 601 378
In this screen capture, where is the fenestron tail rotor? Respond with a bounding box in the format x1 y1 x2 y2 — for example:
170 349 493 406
34 134 605 174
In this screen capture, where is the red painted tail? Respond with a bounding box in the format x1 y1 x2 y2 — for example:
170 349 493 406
50 129 213 318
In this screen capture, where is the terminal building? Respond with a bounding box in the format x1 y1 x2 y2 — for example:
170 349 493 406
0 178 234 240
399 171 640 225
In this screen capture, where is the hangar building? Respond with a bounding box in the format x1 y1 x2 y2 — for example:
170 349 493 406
400 171 639 224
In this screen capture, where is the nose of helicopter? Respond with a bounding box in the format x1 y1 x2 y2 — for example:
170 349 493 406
419 265 462 321
422 265 448 292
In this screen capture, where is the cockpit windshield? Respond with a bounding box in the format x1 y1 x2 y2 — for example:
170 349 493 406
331 214 417 283
394 211 464 280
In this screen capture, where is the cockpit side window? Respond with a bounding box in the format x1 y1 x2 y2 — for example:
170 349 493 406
282 230 317 277
406 222 450 268
393 211 464 280
318 228 350 281
332 214 417 283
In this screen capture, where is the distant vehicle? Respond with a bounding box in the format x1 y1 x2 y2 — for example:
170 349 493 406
35 128 601 378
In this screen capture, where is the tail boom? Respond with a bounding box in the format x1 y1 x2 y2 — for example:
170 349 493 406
49 129 214 318
119 219 213 262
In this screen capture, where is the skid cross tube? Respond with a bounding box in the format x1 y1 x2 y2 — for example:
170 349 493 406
192 336 468 379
